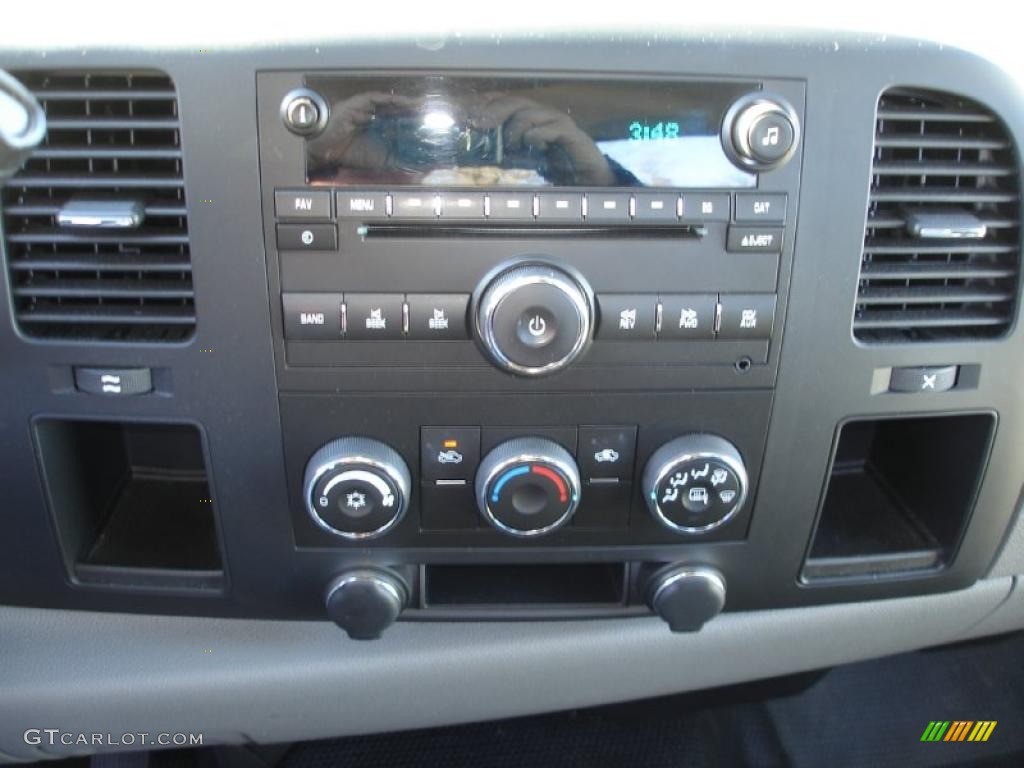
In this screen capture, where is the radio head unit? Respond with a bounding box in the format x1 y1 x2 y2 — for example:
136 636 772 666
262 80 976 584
301 75 762 189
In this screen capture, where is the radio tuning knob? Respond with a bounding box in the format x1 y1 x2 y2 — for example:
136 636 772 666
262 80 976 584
722 93 800 172
303 437 411 540
642 434 749 534
473 261 594 377
475 437 582 537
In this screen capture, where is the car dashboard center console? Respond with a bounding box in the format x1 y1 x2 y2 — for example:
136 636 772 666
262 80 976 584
1 35 1023 642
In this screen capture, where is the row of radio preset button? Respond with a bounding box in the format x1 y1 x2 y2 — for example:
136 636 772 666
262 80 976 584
283 293 469 341
275 188 787 225
597 294 776 341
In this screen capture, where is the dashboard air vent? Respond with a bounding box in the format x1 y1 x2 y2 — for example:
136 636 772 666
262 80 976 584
1 70 194 342
855 88 1021 342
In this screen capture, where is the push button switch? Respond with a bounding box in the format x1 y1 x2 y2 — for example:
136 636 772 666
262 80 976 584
718 295 776 340
734 193 787 224
659 294 717 340
337 192 388 219
681 193 731 223
726 226 783 253
578 426 637 483
276 224 337 251
275 189 331 219
421 426 481 482
890 365 958 393
345 294 404 340
74 367 152 396
282 293 343 340
596 294 657 340
406 294 469 340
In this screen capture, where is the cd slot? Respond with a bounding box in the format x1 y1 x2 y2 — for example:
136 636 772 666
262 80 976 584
357 224 706 240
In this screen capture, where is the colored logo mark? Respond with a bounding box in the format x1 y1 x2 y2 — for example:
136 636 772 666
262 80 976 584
920 721 997 742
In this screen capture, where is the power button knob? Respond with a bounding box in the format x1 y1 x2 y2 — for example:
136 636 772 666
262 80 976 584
474 261 594 377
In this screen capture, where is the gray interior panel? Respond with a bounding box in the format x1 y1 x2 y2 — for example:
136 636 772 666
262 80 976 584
0 576 1015 762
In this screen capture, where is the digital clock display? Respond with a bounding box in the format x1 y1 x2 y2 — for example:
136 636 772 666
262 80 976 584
306 76 757 189
628 121 681 141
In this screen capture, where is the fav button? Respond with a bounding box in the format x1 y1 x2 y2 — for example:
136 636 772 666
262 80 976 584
406 294 470 340
345 294 405 340
275 189 331 219
596 294 657 340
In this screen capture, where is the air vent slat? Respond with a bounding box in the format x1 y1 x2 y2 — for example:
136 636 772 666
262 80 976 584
17 305 196 325
14 279 194 299
856 286 1014 305
872 161 1015 177
6 229 190 246
11 175 184 189
33 88 176 100
874 107 996 122
873 135 1009 151
2 69 194 342
855 88 1021 343
8 254 192 272
32 147 183 160
861 262 1017 280
854 309 1009 330
869 189 1018 205
43 117 180 130
863 241 1017 256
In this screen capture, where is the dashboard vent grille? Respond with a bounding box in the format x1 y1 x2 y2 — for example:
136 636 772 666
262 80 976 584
855 88 1021 342
1 70 193 342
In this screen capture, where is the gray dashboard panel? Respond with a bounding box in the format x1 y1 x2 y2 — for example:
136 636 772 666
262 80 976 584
0 577 1013 762
1 27 1024 760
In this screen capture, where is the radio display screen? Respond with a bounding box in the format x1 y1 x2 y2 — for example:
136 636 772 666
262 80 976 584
305 76 758 188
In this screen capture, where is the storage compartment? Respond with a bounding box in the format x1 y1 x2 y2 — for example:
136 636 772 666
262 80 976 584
424 563 626 607
803 414 994 581
35 419 223 590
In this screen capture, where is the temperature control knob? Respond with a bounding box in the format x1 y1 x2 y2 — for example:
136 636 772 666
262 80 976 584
474 261 594 377
722 93 800 172
642 435 748 534
475 437 581 536
303 437 411 540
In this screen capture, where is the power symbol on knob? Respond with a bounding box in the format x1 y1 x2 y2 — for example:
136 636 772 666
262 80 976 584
528 315 547 337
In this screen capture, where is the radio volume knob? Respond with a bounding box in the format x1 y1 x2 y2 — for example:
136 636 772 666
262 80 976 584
474 261 594 377
303 437 411 540
723 94 800 171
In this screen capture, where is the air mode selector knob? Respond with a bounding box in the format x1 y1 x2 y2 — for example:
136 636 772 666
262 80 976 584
474 261 594 377
303 437 411 540
642 434 749 534
475 437 582 537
